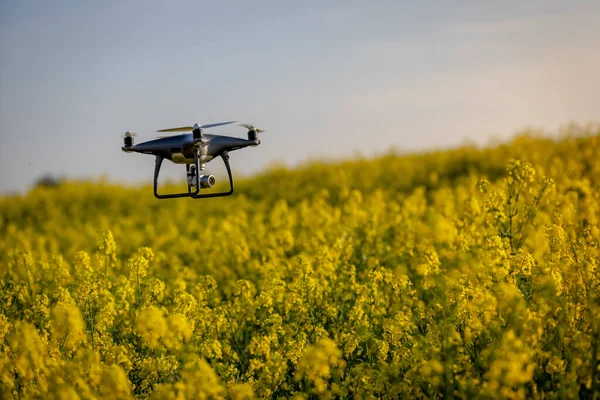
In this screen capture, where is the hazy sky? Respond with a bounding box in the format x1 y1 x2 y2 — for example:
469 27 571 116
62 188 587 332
1 1 599 193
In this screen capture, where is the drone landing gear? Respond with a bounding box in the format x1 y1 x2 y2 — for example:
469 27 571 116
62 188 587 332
186 164 197 195
153 151 234 200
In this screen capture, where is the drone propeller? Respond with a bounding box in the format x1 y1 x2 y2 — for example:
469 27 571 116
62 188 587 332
121 130 137 137
156 121 237 133
238 123 266 133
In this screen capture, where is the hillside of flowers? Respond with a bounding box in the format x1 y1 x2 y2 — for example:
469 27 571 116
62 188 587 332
1 125 599 399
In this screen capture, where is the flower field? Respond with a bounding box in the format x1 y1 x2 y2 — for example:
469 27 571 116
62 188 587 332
1 126 599 399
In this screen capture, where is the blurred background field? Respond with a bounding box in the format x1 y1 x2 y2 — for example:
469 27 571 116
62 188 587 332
1 126 599 398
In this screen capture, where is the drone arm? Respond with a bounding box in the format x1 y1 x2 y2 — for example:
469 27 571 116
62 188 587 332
191 151 234 199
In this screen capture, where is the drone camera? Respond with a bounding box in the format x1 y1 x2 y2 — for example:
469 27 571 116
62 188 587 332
199 174 216 188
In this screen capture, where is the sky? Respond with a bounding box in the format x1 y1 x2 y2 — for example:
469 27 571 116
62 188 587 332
1 1 599 193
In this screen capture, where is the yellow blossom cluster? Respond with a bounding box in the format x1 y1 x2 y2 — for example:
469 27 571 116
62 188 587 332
1 124 600 398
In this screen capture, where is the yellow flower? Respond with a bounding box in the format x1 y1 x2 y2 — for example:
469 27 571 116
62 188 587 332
7 321 47 382
51 304 86 354
0 313 10 344
295 338 345 395
485 329 535 392
98 364 133 400
164 312 193 350
97 229 117 260
151 359 226 400
135 306 168 349
228 382 255 400
505 159 536 187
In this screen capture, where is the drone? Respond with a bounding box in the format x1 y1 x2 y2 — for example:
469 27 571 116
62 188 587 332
121 121 264 199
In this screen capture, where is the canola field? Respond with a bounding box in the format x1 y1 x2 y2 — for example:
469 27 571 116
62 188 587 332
1 127 599 399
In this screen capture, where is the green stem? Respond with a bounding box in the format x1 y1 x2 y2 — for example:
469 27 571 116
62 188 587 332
22 255 33 301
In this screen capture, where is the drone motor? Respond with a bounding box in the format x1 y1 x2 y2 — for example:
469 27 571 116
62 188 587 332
123 131 136 149
239 123 265 144
192 123 204 143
